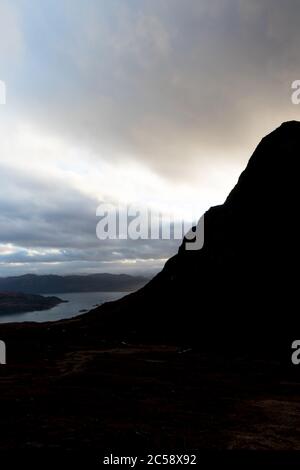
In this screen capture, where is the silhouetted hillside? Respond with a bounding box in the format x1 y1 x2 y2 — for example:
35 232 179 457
85 121 299 352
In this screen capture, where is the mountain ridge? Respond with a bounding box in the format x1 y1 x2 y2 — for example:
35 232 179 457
0 273 148 294
80 120 299 350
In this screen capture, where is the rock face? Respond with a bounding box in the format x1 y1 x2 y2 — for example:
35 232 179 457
87 121 299 352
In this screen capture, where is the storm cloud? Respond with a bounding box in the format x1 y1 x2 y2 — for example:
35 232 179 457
1 0 300 275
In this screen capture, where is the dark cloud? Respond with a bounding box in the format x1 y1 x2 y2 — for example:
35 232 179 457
10 0 300 177
1 0 300 275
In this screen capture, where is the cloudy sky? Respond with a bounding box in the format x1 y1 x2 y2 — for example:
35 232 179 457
0 0 299 276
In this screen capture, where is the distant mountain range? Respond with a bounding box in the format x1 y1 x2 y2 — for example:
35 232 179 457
0 273 148 294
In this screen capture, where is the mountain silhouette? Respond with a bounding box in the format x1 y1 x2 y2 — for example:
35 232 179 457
1 122 299 455
83 121 299 352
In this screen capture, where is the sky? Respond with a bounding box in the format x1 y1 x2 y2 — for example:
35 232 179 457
0 0 300 276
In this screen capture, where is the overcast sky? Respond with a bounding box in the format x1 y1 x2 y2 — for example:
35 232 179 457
0 0 300 276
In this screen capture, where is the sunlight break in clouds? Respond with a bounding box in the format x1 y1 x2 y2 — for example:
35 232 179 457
1 0 300 275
